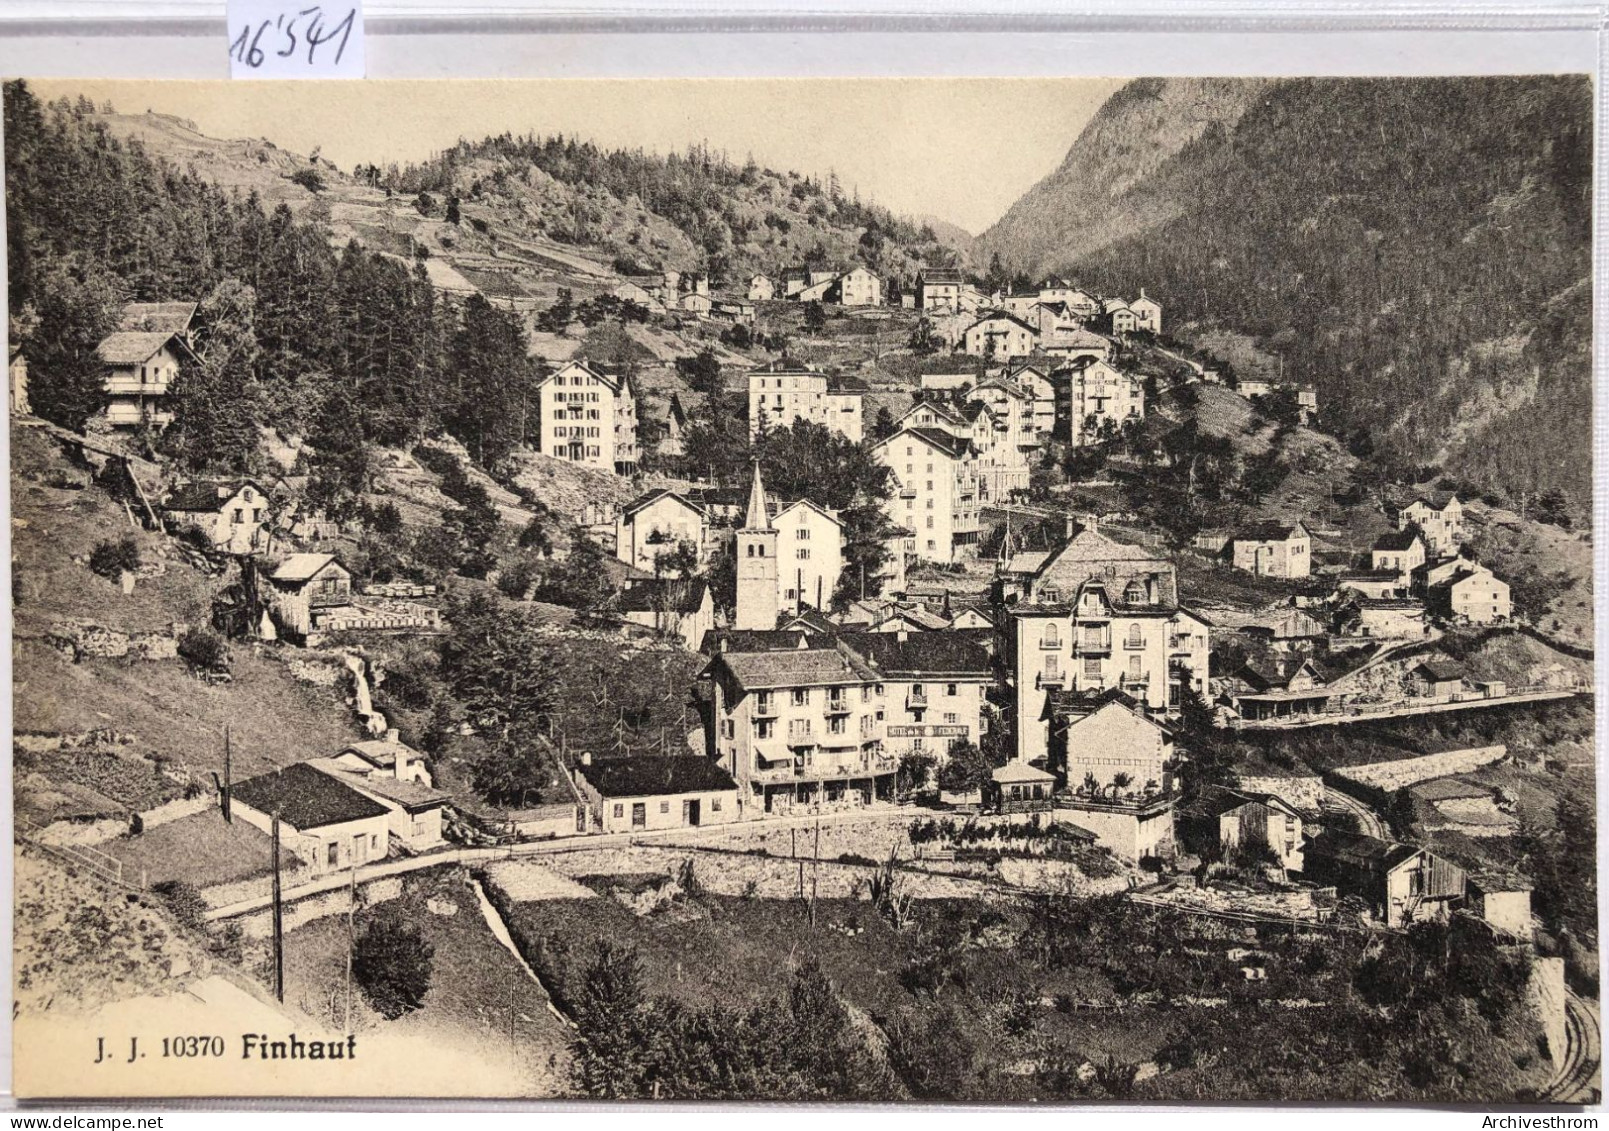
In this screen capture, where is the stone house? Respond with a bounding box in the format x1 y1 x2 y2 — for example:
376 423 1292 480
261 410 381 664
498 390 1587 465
535 359 639 476
1429 566 1511 624
1398 494 1464 555
917 268 964 312
615 490 712 576
1230 521 1311 579
575 755 740 833
961 313 1039 360
1371 529 1426 578
161 478 271 555
1046 688 1176 798
1178 785 1304 871
618 577 715 651
1334 596 1429 640
870 426 983 565
227 761 393 876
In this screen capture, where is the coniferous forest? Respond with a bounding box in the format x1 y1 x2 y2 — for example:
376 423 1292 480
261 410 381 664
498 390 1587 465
4 80 539 487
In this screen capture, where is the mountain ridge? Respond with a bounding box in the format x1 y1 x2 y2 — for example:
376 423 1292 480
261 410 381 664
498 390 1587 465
980 75 1592 515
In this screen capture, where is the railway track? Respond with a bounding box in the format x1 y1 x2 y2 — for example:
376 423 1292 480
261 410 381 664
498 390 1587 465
1540 992 1601 1104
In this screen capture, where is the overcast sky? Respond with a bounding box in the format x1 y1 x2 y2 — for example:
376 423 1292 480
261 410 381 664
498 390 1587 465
32 78 1121 233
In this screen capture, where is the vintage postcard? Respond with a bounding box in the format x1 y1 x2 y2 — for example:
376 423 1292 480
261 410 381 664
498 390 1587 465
7 75 1597 1102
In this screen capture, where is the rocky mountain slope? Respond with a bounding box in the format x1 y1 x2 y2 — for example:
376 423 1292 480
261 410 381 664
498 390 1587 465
979 76 1593 516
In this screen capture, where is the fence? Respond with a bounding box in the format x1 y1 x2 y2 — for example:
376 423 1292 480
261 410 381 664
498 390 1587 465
16 815 144 889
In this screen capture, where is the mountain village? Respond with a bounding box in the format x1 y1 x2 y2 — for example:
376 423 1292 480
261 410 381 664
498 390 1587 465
9 81 1597 1103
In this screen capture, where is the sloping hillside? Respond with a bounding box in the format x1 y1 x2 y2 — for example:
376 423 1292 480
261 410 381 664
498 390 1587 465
979 77 1273 272
979 76 1593 516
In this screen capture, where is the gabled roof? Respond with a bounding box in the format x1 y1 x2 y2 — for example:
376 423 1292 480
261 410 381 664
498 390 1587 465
230 761 390 831
780 607 838 635
579 756 737 799
702 629 815 654
773 497 842 528
95 330 180 367
270 553 346 583
1181 784 1299 821
162 478 266 513
119 301 196 334
618 578 709 615
1373 529 1424 552
714 645 873 690
972 376 1032 400
1045 328 1110 349
900 399 967 427
542 358 626 393
874 426 975 462
310 761 451 812
340 737 423 770
1413 658 1464 682
621 488 705 522
993 761 1056 784
1234 521 1309 543
838 630 991 678
964 312 1039 335
1306 829 1425 872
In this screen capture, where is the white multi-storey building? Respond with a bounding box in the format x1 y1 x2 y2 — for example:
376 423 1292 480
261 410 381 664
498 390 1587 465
700 628 991 817
536 359 639 475
871 426 983 565
1008 517 1211 760
1053 357 1145 444
773 498 845 615
747 362 864 441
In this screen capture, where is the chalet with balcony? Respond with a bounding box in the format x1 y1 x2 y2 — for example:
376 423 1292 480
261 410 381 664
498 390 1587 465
97 329 193 428
702 639 895 817
916 268 965 312
700 626 991 818
1396 493 1465 556
615 489 713 576
1371 529 1426 579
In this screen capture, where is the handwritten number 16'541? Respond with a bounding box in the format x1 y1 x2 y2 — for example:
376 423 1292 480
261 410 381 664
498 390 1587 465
231 7 356 70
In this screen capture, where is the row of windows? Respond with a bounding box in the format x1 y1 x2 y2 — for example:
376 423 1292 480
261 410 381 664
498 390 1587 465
1045 656 1147 678
552 374 603 387
553 426 601 438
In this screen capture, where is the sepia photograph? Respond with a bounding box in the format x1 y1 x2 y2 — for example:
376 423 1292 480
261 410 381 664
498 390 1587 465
5 73 1597 1103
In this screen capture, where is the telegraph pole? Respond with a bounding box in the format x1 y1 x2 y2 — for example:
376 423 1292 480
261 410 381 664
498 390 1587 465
271 815 284 1003
345 865 356 1033
222 726 232 823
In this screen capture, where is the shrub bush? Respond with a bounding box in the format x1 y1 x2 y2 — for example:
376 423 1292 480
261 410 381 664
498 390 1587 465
151 879 209 930
353 908 435 1019
177 627 229 673
89 536 140 580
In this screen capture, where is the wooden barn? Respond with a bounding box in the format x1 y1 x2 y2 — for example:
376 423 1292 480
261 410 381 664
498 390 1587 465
1303 830 1466 928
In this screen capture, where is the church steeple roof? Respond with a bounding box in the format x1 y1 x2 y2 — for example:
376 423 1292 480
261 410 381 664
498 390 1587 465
744 460 770 530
